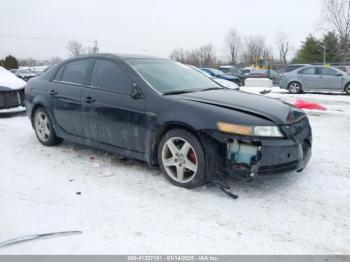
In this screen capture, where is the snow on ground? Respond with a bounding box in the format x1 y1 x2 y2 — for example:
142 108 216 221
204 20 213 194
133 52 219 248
0 88 350 254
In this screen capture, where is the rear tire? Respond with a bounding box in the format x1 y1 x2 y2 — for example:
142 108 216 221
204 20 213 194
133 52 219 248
33 107 63 146
288 81 302 94
345 83 350 95
158 129 207 189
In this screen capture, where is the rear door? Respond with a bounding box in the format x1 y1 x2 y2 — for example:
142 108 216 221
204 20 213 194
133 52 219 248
297 67 318 90
318 67 343 90
82 58 147 152
50 58 92 137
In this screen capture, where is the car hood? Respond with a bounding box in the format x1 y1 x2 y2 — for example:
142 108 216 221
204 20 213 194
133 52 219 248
175 89 305 125
0 66 26 90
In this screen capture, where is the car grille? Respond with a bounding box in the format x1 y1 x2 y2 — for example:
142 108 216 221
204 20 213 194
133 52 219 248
257 160 299 176
0 89 25 109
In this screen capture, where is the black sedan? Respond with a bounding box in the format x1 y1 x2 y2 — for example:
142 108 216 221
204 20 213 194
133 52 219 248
25 54 312 189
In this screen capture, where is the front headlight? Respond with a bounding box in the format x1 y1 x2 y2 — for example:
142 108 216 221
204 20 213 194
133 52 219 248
217 122 284 137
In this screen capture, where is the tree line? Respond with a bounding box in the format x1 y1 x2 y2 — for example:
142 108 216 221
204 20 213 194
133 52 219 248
170 0 350 67
169 31 284 67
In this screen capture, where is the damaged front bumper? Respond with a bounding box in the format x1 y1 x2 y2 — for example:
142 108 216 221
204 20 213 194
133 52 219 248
0 89 25 110
203 117 312 178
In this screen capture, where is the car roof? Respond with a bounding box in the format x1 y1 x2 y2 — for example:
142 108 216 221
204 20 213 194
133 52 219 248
63 53 168 62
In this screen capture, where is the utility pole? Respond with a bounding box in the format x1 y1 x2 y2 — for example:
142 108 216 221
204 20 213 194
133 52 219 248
93 40 99 54
323 42 326 65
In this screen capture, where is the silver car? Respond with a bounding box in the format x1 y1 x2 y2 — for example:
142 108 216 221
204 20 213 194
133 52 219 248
279 65 350 94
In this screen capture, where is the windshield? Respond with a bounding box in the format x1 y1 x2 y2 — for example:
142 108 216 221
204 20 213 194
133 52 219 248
129 59 221 93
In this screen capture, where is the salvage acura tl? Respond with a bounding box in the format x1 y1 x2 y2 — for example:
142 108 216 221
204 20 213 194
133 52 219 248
25 54 312 189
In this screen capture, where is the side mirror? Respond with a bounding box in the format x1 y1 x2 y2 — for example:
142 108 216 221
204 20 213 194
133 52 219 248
130 83 143 100
336 73 343 77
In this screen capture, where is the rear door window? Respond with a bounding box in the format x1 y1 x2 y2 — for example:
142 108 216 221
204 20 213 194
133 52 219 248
90 59 132 95
299 67 316 75
61 59 90 85
320 67 338 76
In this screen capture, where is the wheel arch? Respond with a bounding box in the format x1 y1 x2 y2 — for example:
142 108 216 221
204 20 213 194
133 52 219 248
343 81 350 91
289 80 303 87
30 103 55 129
30 103 45 126
148 121 203 166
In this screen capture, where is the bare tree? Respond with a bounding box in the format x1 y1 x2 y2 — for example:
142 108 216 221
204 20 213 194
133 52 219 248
169 44 217 67
322 0 350 61
170 48 187 63
224 28 241 65
242 36 271 64
87 41 100 55
275 32 290 64
50 57 63 65
197 44 217 66
66 40 84 56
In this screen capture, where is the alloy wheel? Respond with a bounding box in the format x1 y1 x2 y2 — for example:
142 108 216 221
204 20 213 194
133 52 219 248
289 82 301 93
34 111 51 142
161 137 198 184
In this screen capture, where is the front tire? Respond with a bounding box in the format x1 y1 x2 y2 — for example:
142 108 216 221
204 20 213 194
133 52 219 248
158 129 207 189
33 107 63 146
288 81 302 94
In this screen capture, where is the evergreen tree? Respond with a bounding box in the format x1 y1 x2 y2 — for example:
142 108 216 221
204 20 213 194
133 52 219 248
293 35 323 63
4 55 19 70
322 31 341 63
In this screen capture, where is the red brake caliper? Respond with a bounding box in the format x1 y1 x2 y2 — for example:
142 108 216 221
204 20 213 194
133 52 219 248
189 151 197 164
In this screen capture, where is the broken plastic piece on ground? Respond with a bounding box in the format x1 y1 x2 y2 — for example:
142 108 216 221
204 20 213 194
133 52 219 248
294 99 327 111
0 231 82 248
260 90 272 95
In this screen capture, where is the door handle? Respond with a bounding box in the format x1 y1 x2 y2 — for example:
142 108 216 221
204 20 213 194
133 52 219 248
50 90 58 96
85 96 96 104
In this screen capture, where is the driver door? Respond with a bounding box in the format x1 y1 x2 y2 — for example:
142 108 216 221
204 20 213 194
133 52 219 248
82 59 147 153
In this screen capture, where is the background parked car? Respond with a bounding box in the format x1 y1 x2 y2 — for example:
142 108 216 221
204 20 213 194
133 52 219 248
200 68 242 85
187 65 239 90
242 69 281 85
333 65 350 74
279 65 350 94
0 67 26 109
240 67 254 76
219 65 241 77
9 69 37 81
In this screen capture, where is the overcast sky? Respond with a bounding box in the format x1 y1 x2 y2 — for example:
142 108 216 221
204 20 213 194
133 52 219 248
0 0 323 60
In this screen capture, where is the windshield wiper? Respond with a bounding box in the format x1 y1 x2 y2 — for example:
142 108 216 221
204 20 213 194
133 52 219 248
200 87 226 92
162 90 197 95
